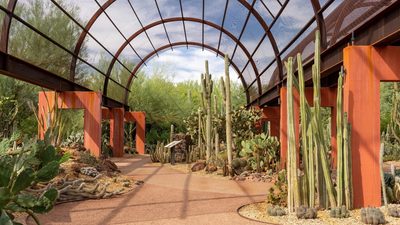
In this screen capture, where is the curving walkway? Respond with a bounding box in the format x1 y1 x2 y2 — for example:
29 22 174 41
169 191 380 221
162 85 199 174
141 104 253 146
36 155 270 224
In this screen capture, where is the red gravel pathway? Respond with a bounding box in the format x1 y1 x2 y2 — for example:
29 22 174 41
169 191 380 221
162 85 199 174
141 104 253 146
35 155 270 224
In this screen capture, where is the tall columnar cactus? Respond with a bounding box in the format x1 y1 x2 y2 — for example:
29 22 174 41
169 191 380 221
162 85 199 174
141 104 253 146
343 112 353 209
286 57 300 212
221 55 233 175
311 30 336 208
336 67 344 207
297 53 311 207
170 124 174 143
197 108 203 158
201 61 213 161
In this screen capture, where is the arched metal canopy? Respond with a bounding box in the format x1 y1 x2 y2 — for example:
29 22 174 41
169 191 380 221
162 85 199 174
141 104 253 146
0 0 399 108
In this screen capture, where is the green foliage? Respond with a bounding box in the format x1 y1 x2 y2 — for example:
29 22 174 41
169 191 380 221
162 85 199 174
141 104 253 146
0 132 63 225
267 170 288 206
130 73 246 145
232 106 262 145
240 133 280 172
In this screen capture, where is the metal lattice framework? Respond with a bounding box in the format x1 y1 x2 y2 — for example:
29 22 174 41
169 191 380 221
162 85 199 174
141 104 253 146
0 0 399 109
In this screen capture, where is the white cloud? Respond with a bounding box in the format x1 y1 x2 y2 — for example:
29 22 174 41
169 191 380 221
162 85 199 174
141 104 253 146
141 47 241 84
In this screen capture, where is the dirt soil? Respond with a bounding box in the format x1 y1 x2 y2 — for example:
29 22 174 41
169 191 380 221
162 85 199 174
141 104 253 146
239 202 400 225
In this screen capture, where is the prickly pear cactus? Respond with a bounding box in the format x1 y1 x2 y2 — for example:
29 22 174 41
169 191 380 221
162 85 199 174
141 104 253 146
360 207 386 224
0 131 64 224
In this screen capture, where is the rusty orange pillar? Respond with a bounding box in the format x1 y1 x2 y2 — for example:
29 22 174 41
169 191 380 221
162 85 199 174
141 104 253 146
110 108 125 157
280 87 300 169
343 46 400 208
125 112 146 154
261 107 280 138
38 91 102 157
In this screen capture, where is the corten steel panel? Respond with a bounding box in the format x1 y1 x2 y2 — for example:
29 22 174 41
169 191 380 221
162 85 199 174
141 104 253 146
260 106 280 138
38 91 102 157
110 108 125 157
279 87 337 169
343 46 400 208
125 112 146 155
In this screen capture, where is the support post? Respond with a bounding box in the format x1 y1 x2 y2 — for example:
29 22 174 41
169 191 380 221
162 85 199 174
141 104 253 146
38 91 102 157
261 106 280 138
125 112 146 154
110 108 125 157
343 46 400 207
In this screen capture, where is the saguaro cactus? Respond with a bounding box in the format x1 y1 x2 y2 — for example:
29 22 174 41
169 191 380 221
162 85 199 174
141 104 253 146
201 60 213 161
221 55 233 175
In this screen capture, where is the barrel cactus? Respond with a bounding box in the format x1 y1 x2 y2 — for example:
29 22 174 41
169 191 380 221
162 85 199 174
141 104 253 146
267 206 286 216
296 205 318 219
360 207 386 224
330 205 350 218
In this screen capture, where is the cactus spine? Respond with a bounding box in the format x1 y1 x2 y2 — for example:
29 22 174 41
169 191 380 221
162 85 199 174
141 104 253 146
222 55 233 176
201 61 213 161
286 57 300 212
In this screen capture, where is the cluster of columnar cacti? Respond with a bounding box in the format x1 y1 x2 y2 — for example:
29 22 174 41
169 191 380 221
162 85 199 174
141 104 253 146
267 206 286 216
295 205 318 219
360 207 386 224
285 30 353 211
150 141 170 163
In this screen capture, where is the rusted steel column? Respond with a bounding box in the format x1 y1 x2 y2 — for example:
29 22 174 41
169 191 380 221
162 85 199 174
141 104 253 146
280 87 300 169
38 91 102 157
125 112 146 154
343 46 400 208
261 107 280 138
110 108 125 157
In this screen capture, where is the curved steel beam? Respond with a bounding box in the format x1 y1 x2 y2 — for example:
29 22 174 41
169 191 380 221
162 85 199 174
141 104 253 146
0 0 18 53
310 0 327 49
71 0 282 105
69 0 116 81
103 17 260 98
123 41 250 104
238 0 283 92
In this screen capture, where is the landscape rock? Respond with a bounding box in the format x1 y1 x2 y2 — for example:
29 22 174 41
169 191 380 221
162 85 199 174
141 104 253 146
191 161 206 172
80 167 100 177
